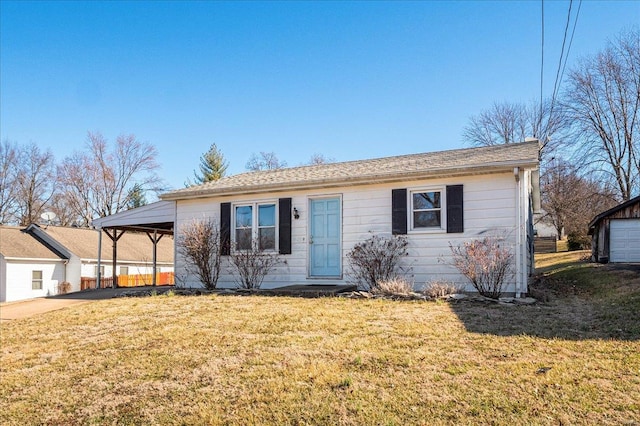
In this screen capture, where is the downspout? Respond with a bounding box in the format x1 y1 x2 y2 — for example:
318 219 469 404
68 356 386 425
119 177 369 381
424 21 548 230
514 167 521 298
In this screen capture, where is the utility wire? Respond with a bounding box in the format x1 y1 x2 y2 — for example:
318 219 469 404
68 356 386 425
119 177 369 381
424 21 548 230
556 0 582 108
545 0 582 149
539 0 545 136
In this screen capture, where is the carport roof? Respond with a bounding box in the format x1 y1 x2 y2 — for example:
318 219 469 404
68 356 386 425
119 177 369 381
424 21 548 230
91 201 175 235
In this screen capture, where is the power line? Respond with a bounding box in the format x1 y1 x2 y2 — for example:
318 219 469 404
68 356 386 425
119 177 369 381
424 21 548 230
539 0 545 136
545 0 582 147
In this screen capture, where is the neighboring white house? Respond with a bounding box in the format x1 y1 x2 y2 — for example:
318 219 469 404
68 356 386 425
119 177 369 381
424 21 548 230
533 211 560 239
0 224 174 303
159 141 540 296
0 226 67 302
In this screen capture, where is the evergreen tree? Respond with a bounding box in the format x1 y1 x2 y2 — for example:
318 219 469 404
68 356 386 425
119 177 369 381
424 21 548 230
191 143 229 185
126 183 147 210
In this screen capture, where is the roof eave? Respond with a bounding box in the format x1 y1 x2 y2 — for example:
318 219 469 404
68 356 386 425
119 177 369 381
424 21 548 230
160 160 538 201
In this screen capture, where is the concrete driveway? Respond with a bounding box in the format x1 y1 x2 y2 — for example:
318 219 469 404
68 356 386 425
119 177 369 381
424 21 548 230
0 288 145 321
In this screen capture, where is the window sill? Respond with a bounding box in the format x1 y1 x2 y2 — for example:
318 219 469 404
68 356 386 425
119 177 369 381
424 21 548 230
408 227 446 234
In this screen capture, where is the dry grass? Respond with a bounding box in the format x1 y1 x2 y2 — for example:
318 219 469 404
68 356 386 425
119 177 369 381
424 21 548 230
372 276 414 296
422 279 462 298
535 250 589 273
1 253 639 425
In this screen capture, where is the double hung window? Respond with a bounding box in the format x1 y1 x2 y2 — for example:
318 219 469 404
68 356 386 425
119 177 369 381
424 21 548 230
411 189 443 230
32 270 43 290
234 202 277 251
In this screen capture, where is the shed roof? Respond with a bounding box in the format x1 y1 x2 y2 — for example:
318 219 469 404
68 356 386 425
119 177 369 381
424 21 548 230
0 226 63 260
588 195 640 232
161 141 540 200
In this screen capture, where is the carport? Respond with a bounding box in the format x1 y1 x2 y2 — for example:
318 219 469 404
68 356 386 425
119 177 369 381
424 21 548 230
91 201 176 287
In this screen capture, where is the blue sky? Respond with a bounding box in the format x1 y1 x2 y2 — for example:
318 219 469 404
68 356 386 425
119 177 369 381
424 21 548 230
1 1 638 191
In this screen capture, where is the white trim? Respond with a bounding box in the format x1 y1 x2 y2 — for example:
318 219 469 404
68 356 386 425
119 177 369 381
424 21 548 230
408 186 447 233
2 257 65 262
231 200 279 252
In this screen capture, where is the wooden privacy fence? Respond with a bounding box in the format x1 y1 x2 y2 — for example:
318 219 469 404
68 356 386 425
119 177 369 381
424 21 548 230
81 276 114 290
534 237 557 254
80 272 174 290
118 272 175 287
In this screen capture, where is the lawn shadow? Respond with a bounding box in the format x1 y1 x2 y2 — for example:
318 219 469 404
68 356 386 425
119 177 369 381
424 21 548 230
448 296 639 341
448 261 640 341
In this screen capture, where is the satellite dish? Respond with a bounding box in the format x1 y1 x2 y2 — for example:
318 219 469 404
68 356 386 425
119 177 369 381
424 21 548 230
40 211 57 226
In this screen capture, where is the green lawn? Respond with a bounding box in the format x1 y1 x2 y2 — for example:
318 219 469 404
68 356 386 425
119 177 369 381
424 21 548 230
1 254 639 425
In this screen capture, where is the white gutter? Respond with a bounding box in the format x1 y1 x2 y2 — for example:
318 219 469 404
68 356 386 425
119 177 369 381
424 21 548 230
3 257 65 262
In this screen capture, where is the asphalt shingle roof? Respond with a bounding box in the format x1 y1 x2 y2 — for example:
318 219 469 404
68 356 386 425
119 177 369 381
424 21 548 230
0 226 62 259
162 141 539 200
0 225 173 262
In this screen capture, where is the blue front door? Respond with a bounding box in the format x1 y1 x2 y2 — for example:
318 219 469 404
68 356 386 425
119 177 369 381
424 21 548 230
309 197 341 277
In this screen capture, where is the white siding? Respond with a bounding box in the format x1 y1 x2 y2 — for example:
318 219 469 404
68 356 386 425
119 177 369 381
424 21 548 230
175 172 528 294
3 260 66 302
0 255 6 302
80 261 173 279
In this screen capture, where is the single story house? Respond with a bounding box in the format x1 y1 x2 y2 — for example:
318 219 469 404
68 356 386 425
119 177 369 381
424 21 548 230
588 195 640 263
0 224 174 303
159 141 540 296
0 226 67 303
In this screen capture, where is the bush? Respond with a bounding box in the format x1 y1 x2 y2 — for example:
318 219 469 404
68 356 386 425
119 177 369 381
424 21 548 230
422 280 462 298
567 232 590 251
176 218 222 290
448 235 513 299
57 282 71 294
373 277 414 296
347 233 409 291
229 241 280 289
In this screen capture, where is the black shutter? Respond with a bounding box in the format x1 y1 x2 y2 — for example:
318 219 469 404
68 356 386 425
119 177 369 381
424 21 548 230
278 198 292 255
446 185 464 233
220 202 231 255
392 189 407 235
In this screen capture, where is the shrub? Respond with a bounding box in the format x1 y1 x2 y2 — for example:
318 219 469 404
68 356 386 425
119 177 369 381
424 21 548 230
448 235 513 299
176 218 222 290
57 282 71 295
373 277 414 296
567 232 591 251
346 233 409 291
229 241 280 289
422 280 462 298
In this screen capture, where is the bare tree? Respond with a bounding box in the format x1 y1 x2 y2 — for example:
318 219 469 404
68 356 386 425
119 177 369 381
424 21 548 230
307 153 335 165
540 160 617 239
0 140 20 224
15 143 55 226
176 218 222 290
462 99 567 157
245 152 287 171
563 28 640 201
48 192 79 227
57 152 95 226
57 132 161 226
